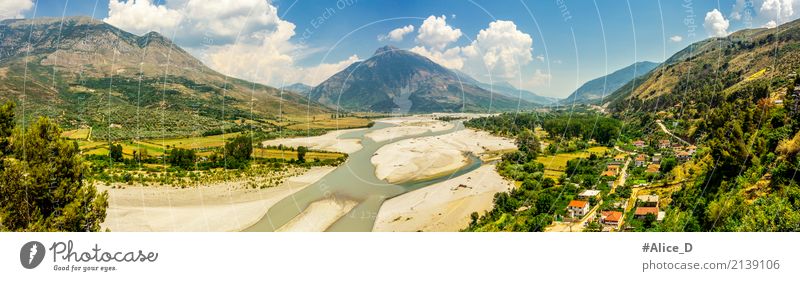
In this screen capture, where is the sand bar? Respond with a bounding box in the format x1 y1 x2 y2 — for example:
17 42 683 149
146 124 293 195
100 166 335 232
373 164 513 232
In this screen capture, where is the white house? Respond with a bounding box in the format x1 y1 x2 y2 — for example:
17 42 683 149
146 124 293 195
567 200 589 218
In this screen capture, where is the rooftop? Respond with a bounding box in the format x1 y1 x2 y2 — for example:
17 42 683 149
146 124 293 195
635 207 659 216
637 195 659 203
601 211 623 222
568 200 588 208
579 190 601 197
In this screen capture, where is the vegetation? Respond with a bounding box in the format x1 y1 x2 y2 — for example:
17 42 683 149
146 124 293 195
0 102 108 231
464 112 617 231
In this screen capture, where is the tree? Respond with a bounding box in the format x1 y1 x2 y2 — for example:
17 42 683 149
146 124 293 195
0 110 108 232
660 156 677 173
297 146 308 163
516 129 540 158
109 143 123 162
224 135 253 169
168 148 196 170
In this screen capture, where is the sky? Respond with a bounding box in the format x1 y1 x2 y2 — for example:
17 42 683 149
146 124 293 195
3 0 799 98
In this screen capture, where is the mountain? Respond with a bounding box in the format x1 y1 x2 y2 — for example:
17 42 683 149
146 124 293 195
563 61 659 104
449 69 557 105
281 83 313 95
308 46 534 113
609 19 800 113
0 17 331 140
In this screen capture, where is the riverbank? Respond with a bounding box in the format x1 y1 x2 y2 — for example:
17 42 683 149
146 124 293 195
365 116 453 142
373 164 513 232
99 166 335 232
371 128 515 184
262 128 366 154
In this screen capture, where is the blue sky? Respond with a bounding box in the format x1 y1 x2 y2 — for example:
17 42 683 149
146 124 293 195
11 0 798 98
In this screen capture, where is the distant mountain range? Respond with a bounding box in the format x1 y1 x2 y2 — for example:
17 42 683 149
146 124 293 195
562 61 659 104
449 70 558 105
308 46 536 113
281 83 313 95
0 17 330 140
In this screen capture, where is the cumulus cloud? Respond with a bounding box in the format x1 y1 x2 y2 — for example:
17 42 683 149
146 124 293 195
104 0 357 87
704 9 730 37
410 45 464 69
763 19 778 27
0 0 34 19
669 35 683 42
462 20 533 79
416 15 462 50
528 69 551 87
410 18 534 87
379 25 414 42
760 0 796 23
535 55 545 62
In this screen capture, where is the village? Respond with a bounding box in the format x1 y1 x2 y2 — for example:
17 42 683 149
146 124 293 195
550 128 698 232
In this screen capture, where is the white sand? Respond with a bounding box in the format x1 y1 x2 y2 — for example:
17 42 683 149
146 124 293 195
365 116 453 142
262 128 366 154
276 198 358 232
373 164 513 232
371 129 515 184
100 167 335 232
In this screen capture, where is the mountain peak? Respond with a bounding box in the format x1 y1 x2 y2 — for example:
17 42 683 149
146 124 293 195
374 45 400 56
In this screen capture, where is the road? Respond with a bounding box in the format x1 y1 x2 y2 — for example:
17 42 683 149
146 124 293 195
655 120 690 145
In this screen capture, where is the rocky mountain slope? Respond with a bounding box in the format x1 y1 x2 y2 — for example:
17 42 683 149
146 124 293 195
0 16 330 140
309 46 534 113
563 61 658 104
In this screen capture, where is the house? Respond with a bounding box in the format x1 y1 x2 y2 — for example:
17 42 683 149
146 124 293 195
607 164 621 174
633 140 646 148
567 200 590 218
775 99 784 105
614 154 626 162
578 190 601 200
646 164 660 174
686 145 697 155
635 154 647 167
634 207 660 219
602 170 617 177
677 151 691 161
651 154 662 164
637 195 659 208
658 139 671 149
601 211 623 225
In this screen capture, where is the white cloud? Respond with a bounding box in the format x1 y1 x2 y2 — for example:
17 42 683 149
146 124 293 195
669 35 683 42
528 69 551 87
760 0 796 23
379 25 414 42
704 9 730 37
763 19 778 27
410 46 463 69
104 0 357 87
0 0 34 19
416 15 462 50
462 20 533 79
535 55 545 62
105 0 183 36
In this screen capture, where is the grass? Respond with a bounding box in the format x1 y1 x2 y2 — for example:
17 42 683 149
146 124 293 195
285 116 371 130
536 146 609 179
62 128 90 140
150 132 244 150
252 147 345 160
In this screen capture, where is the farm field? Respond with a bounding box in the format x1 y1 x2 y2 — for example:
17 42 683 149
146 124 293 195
536 146 609 179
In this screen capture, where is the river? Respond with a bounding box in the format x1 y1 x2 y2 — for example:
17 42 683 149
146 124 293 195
244 120 481 232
